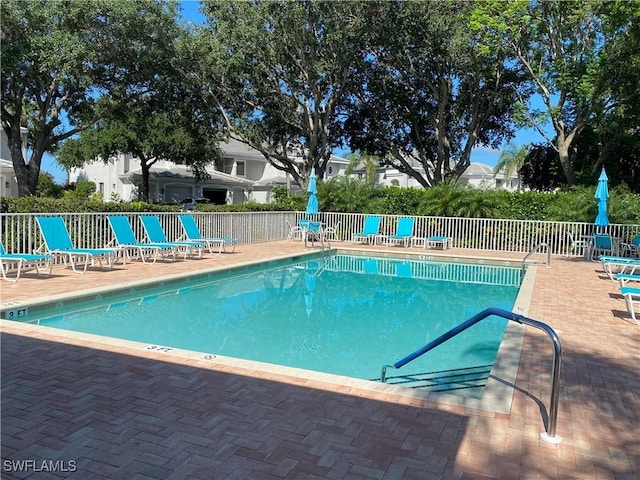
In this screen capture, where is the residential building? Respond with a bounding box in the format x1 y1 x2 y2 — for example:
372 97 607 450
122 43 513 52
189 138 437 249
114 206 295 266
0 128 27 198
2 130 520 201
68 138 350 204
349 160 521 191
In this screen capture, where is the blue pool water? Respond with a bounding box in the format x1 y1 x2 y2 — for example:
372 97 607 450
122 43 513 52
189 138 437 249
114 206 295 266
21 254 522 394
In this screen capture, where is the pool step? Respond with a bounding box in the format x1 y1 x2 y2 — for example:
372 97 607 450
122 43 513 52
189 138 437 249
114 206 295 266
381 364 492 393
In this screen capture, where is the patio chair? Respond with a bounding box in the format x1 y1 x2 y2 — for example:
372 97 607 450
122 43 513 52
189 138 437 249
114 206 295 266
352 216 381 244
620 235 640 258
303 221 328 249
139 216 204 259
376 217 415 247
590 233 615 261
0 242 53 282
565 231 589 257
619 285 639 324
323 221 341 241
107 215 179 264
35 216 116 274
286 220 304 241
179 214 237 254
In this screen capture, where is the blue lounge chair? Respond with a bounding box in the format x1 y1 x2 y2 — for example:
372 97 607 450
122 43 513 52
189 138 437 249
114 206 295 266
36 216 116 273
179 214 237 254
600 256 640 281
619 286 639 324
352 216 381 244
139 216 204 259
107 215 179 264
615 273 640 286
0 242 53 282
376 217 415 247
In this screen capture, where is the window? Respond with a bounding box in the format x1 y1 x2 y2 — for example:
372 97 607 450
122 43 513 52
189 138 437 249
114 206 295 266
236 161 245 176
99 182 104 194
223 158 233 174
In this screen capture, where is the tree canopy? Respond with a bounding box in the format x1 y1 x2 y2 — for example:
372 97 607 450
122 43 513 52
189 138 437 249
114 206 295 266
471 0 640 188
1 0 181 195
3 0 638 197
192 0 369 189
345 0 526 187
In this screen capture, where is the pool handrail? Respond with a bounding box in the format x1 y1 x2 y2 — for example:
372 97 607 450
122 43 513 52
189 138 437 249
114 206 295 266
380 307 562 444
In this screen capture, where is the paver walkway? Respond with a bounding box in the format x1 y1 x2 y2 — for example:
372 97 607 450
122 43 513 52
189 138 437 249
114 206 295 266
1 241 638 479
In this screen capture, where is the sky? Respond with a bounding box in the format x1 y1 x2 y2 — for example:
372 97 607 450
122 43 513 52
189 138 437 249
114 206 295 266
40 0 545 184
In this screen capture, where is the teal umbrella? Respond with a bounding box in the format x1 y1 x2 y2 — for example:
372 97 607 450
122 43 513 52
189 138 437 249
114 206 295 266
305 168 318 215
594 168 609 228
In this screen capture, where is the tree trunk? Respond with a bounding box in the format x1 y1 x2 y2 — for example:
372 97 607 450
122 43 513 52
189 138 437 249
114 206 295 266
9 135 41 196
139 155 151 203
557 139 577 186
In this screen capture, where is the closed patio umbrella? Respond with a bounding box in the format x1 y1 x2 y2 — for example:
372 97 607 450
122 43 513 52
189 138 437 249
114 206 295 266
594 168 609 229
305 169 318 216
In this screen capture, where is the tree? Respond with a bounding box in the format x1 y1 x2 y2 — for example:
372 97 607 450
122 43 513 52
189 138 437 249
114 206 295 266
35 172 63 198
344 152 378 186
471 0 631 186
344 0 525 188
1 0 180 196
520 144 566 192
192 0 369 189
57 73 226 203
494 142 528 190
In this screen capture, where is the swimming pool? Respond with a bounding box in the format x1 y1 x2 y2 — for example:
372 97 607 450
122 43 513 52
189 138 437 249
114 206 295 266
8 253 523 398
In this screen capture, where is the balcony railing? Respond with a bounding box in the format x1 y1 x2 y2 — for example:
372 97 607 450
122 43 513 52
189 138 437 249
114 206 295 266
1 211 638 258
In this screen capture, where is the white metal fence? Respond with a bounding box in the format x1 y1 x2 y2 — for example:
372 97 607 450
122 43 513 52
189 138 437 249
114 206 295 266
1 211 638 258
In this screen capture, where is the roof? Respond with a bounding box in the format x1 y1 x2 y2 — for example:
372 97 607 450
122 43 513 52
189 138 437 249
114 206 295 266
463 163 495 177
122 164 254 187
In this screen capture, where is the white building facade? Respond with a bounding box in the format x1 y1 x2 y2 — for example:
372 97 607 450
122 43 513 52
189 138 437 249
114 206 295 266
69 138 350 205
2 131 520 200
0 128 27 198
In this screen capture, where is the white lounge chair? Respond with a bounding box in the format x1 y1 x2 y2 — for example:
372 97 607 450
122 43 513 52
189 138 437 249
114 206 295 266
620 286 640 324
600 256 640 281
352 216 381 244
179 214 236 254
107 215 179 264
0 242 53 282
376 217 415 247
36 216 117 273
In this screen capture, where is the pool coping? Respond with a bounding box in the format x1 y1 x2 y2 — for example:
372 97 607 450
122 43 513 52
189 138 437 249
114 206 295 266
0 248 534 414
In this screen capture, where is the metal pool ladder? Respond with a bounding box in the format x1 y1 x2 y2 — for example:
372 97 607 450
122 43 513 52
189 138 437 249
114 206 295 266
523 241 551 268
380 307 563 444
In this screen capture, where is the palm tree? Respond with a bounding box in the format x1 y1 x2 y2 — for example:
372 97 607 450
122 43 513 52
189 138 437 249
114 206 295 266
345 152 378 186
494 142 528 191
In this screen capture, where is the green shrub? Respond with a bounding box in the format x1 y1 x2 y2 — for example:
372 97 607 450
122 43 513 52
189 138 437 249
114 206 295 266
2 185 639 224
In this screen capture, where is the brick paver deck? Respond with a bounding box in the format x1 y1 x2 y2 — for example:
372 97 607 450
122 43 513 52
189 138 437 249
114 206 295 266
1 241 638 479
